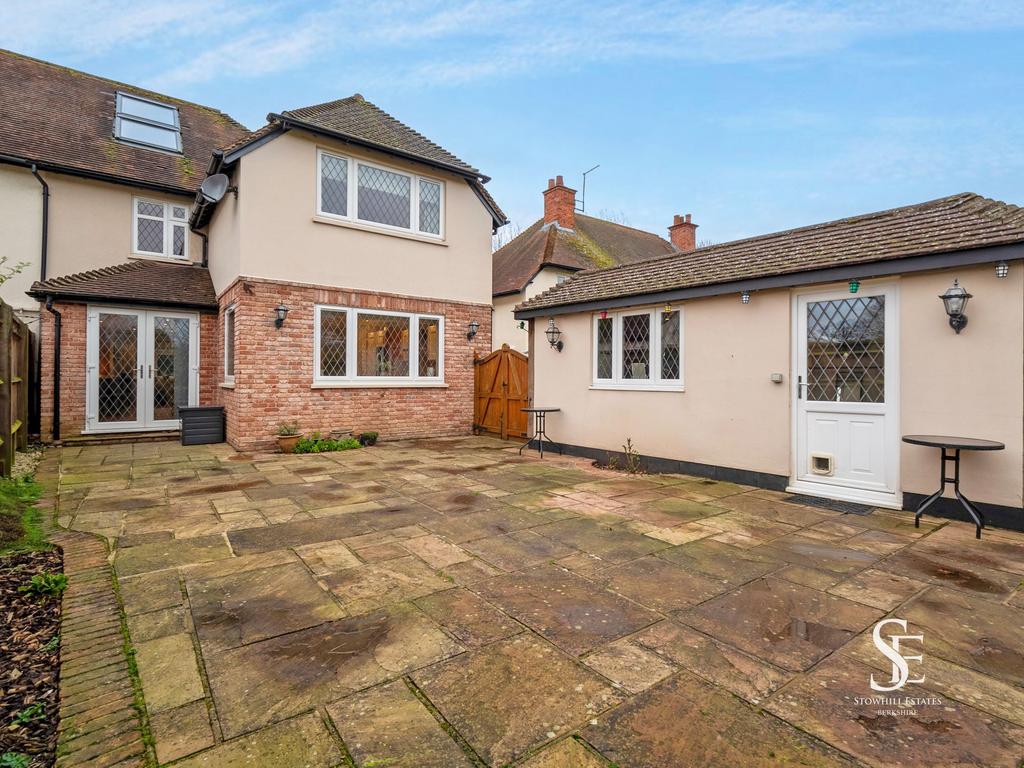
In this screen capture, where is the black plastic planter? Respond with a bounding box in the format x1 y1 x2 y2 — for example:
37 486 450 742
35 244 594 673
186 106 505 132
179 406 225 446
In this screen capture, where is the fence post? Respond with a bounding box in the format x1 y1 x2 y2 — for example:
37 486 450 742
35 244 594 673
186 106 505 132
0 303 12 477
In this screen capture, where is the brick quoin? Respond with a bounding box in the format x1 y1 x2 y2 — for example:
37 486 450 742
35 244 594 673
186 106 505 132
217 277 492 451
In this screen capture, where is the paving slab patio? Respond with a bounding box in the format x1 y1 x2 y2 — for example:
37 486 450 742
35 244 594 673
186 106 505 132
47 436 1024 767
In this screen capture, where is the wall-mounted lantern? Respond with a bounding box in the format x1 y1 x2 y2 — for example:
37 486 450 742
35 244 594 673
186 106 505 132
466 320 480 340
939 279 971 334
995 261 1009 279
274 303 289 328
545 318 563 352
663 303 674 314
740 291 751 304
848 279 860 294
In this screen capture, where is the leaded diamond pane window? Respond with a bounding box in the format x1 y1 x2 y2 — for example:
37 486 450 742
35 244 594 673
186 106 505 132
224 308 235 379
596 317 613 379
172 225 186 257
806 297 885 403
137 200 163 217
358 164 411 229
134 199 187 258
660 311 680 380
621 314 650 380
319 309 348 377
320 153 349 216
418 317 440 377
357 313 410 377
152 317 190 421
419 180 441 235
136 217 164 254
97 313 138 423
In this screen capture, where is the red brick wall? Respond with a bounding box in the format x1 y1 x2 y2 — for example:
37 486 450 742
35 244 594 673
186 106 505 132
218 277 492 451
542 176 576 229
668 214 697 252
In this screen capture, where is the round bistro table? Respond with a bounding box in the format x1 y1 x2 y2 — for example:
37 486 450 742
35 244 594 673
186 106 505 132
902 434 1005 539
519 407 562 458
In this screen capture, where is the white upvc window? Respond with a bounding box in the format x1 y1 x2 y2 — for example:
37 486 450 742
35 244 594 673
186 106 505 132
592 308 682 390
133 198 188 259
316 149 445 238
314 305 444 385
114 92 182 152
223 305 236 384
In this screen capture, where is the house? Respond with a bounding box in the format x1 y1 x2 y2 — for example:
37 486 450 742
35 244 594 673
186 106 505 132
3 50 504 449
515 194 1024 528
492 176 676 351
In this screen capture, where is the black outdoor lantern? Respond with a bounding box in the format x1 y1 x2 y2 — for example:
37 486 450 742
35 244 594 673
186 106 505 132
545 318 563 352
466 320 480 340
740 291 751 304
274 303 289 328
939 279 972 334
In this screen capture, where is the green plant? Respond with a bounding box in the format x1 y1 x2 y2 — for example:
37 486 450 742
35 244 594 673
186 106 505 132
276 422 300 436
358 431 379 446
12 702 45 727
0 476 45 555
622 438 643 474
41 634 60 653
19 572 68 599
0 752 30 768
605 452 620 471
293 434 361 454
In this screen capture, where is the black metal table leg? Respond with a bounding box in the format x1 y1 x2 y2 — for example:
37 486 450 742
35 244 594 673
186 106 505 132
914 447 985 538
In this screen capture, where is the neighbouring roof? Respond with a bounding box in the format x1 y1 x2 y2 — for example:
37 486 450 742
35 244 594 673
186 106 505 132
29 262 219 310
517 193 1024 315
0 49 249 194
493 214 675 296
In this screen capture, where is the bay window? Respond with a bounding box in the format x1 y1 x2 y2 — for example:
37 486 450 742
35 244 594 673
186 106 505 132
317 150 444 237
314 305 444 384
592 308 682 389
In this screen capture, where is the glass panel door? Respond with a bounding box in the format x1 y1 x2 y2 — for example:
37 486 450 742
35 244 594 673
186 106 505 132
150 315 192 423
805 296 885 403
96 311 143 426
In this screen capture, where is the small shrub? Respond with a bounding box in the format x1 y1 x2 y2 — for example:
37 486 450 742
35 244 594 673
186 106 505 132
1 752 30 768
293 434 361 454
12 702 45 727
276 422 300 436
622 438 643 474
358 431 379 446
19 572 68 600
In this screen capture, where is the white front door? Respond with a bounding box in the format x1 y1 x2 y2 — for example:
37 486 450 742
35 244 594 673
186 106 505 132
86 307 199 432
790 284 900 508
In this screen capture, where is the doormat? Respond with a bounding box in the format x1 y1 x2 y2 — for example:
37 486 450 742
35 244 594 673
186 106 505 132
784 495 875 516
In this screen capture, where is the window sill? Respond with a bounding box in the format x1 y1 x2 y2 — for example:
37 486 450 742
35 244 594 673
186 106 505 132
589 383 685 393
312 381 448 389
312 215 447 246
129 253 195 266
219 381 236 389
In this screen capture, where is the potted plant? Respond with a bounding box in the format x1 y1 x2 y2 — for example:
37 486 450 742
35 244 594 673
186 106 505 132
358 431 379 446
276 423 301 454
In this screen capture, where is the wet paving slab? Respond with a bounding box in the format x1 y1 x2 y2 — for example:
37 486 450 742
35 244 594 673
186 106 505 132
532 518 671 563
681 577 883 671
754 535 882 575
474 564 661 656
414 587 522 647
877 548 1022 599
656 538 781 586
412 633 623 766
462 529 578 571
227 515 377 554
322 556 455 614
589 555 729 613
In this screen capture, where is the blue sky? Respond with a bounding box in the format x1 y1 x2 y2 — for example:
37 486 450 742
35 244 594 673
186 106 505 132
3 1 1023 245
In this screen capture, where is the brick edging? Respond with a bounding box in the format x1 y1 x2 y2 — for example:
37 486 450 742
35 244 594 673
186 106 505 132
37 453 150 768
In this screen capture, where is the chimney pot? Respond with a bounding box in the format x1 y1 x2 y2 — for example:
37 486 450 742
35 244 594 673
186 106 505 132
668 212 698 252
543 174 577 229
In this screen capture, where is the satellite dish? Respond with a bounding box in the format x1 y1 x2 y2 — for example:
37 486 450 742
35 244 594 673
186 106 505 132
199 173 232 203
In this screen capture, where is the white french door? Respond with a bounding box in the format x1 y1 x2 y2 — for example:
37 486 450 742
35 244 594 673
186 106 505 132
790 284 900 508
86 307 199 432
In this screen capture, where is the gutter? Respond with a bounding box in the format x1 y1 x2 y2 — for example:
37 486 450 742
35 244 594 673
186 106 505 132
44 296 61 442
0 153 195 198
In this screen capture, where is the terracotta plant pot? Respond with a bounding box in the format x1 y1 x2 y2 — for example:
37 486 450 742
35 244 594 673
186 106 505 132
277 434 301 454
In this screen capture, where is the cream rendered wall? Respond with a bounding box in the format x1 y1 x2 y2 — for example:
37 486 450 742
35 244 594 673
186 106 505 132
227 131 492 304
0 164 43 314
208 163 242 297
44 174 202 279
530 263 1023 509
492 267 573 352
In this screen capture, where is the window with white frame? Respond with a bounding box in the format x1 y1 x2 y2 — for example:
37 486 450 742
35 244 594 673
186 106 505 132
114 92 182 152
133 198 188 259
316 150 444 237
592 308 682 388
314 305 444 384
223 306 236 383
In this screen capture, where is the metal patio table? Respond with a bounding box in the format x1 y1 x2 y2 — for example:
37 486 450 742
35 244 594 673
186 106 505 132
902 434 1005 539
520 407 562 458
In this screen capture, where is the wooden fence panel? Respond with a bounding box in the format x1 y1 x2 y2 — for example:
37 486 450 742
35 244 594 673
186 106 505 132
474 345 529 440
0 301 30 477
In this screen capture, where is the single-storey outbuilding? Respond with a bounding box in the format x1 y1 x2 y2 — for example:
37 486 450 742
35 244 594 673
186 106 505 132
515 193 1024 528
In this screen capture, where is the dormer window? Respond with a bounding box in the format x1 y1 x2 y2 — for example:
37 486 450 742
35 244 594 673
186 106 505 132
114 92 181 152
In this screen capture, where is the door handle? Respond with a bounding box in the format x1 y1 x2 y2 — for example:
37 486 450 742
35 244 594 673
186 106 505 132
148 364 153 379
797 375 805 399
139 364 144 379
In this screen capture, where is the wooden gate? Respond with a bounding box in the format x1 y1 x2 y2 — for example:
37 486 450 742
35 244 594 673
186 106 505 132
0 301 30 477
474 345 529 439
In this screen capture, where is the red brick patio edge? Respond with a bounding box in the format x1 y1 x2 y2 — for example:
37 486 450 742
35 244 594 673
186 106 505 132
37 451 150 768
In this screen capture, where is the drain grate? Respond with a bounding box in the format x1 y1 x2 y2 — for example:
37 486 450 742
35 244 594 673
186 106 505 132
784 494 875 516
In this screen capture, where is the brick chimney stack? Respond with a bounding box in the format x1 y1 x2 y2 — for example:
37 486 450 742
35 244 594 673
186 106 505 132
668 213 698 252
543 175 576 230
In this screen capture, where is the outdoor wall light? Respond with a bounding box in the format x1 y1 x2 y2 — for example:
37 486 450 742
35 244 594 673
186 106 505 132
466 320 480 340
663 304 674 314
740 291 751 304
848 279 860 294
274 303 289 328
995 261 1009 279
939 279 972 334
599 310 608 319
545 318 563 352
